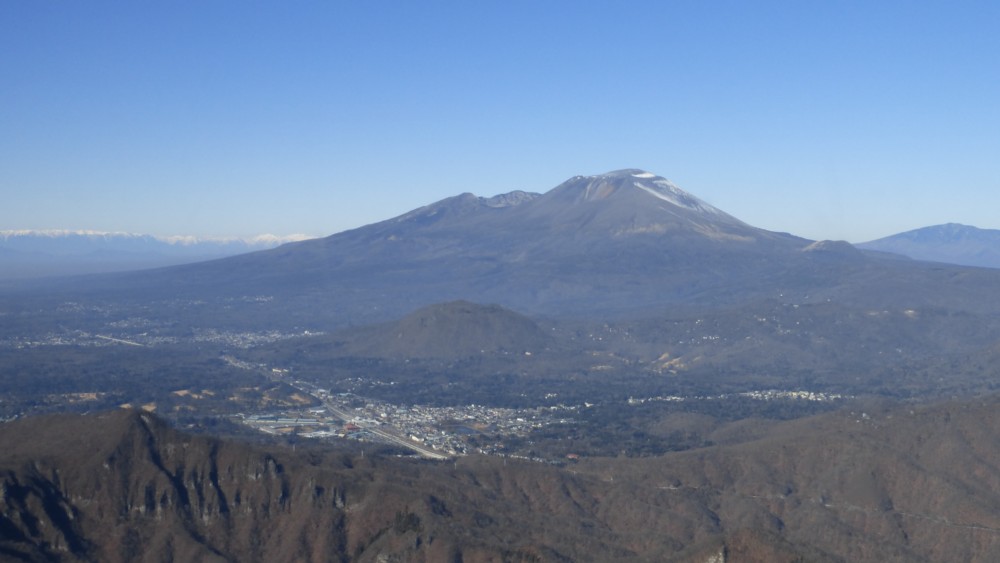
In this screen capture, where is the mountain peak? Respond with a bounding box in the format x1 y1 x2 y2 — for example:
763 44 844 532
482 190 541 208
596 168 656 178
543 169 736 224
388 190 540 228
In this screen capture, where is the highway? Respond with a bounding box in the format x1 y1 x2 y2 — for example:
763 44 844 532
87 333 146 347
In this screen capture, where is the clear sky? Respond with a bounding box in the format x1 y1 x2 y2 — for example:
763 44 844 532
2 1 998 242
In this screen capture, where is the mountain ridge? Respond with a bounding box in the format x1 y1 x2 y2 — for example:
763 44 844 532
858 223 1000 269
0 230 316 280
8 397 1000 561
0 229 313 250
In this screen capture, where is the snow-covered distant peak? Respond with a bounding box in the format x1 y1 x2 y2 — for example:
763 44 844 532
158 233 315 246
631 172 656 179
0 230 320 279
244 233 316 244
0 230 316 246
0 229 146 240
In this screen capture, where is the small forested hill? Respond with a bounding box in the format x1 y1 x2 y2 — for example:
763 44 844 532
310 300 552 359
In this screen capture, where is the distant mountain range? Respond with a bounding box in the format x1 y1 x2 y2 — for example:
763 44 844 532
0 230 315 279
858 223 1000 269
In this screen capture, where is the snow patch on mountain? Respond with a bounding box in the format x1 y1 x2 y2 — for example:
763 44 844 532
631 178 725 216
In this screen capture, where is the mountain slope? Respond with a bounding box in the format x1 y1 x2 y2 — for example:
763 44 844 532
858 223 1000 268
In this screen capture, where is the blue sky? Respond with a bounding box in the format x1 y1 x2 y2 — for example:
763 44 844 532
2 1 997 242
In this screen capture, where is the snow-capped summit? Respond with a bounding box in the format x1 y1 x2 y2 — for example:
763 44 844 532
548 169 726 214
524 169 756 241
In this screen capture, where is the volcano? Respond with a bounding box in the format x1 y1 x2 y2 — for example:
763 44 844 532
12 170 1000 330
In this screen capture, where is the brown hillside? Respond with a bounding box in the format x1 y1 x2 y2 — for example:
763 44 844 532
6 398 1000 561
